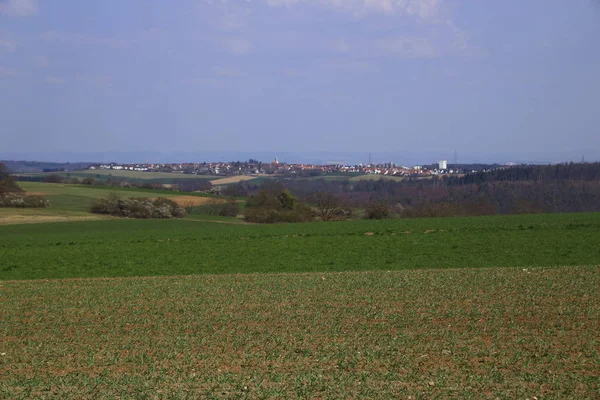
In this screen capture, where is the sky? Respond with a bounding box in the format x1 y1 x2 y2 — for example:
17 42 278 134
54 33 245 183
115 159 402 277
1 0 599 163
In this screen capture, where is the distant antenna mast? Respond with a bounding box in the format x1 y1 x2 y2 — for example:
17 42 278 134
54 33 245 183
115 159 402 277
582 154 585 163
368 152 372 166
454 150 458 169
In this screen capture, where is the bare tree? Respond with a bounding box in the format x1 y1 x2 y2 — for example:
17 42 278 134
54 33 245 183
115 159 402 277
312 192 350 221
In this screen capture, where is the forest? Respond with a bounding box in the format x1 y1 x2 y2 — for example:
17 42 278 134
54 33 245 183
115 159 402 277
224 163 600 217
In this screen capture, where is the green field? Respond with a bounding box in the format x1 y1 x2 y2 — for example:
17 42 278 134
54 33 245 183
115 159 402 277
1 212 599 280
2 187 599 397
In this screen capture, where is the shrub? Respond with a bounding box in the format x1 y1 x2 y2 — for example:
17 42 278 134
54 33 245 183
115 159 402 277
0 193 50 208
219 199 240 217
90 195 186 219
153 198 179 209
43 174 64 183
364 201 392 219
244 189 312 223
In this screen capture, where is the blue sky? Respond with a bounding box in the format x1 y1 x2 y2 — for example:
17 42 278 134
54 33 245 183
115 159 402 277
1 0 599 162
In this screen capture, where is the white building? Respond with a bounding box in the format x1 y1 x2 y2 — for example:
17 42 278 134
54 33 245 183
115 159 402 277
438 160 448 170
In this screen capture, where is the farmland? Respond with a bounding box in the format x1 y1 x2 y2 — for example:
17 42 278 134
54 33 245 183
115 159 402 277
11 182 223 213
210 175 261 185
1 266 598 398
1 191 599 397
1 212 599 280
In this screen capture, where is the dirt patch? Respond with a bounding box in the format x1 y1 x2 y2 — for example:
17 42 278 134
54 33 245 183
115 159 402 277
20 192 49 196
210 175 259 185
155 196 228 207
0 214 105 226
364 232 375 236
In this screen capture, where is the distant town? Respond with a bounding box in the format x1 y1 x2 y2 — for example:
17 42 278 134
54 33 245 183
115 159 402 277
88 158 491 178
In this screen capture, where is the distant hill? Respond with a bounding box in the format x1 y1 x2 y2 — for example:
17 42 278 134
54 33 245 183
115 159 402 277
1 160 93 174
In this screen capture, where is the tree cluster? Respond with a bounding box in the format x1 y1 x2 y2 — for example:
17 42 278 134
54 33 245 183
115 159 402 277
244 186 312 223
90 194 186 219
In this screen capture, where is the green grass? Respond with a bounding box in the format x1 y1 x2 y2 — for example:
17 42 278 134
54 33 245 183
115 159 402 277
1 266 598 398
1 212 599 280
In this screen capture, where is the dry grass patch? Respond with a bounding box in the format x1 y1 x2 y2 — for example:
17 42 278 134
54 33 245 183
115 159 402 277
0 214 105 225
210 175 260 185
0 209 107 225
153 195 227 207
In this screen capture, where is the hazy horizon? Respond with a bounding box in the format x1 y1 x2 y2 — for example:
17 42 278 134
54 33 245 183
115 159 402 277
1 0 599 158
1 149 597 167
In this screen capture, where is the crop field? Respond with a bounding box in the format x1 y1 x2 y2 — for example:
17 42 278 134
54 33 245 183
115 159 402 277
10 182 224 212
1 210 598 398
210 175 261 185
1 266 598 398
1 212 598 280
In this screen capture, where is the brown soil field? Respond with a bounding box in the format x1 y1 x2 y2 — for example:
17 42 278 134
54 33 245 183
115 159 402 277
210 175 260 185
1 266 598 398
156 196 228 206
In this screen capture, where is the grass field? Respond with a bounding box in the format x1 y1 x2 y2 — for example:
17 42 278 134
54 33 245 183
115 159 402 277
1 212 598 280
1 266 598 398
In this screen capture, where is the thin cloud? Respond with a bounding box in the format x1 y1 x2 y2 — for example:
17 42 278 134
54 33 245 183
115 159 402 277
220 37 254 55
0 0 38 17
42 31 131 48
266 0 442 19
374 37 438 58
46 76 66 85
33 55 50 67
212 65 244 77
76 74 113 88
0 66 16 76
0 37 15 51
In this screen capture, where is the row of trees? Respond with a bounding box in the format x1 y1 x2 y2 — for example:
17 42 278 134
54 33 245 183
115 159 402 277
243 184 390 222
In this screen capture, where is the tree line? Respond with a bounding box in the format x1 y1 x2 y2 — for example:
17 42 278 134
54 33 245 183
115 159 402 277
223 163 600 219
